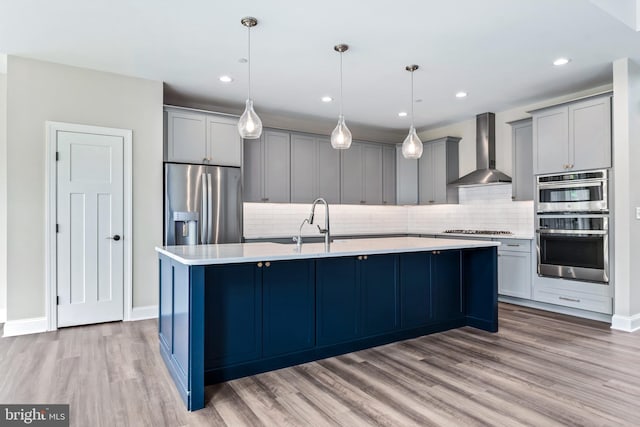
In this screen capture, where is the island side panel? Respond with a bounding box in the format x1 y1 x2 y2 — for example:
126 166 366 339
462 247 499 332
189 265 205 411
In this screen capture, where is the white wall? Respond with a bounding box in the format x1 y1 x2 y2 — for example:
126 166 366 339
6 56 163 321
418 84 613 178
0 72 6 323
612 58 640 331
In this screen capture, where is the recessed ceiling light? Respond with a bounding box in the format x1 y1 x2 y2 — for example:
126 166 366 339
455 91 468 98
321 96 333 103
398 112 408 117
553 57 571 66
219 75 233 83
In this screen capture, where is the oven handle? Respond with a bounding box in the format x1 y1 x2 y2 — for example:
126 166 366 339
537 229 607 236
537 181 603 190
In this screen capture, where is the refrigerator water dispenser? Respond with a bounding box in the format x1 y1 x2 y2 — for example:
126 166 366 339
173 211 199 245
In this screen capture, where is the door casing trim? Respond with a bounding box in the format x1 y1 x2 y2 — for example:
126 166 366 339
45 121 133 331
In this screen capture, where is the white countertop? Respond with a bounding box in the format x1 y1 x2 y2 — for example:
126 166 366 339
429 232 534 240
156 237 500 266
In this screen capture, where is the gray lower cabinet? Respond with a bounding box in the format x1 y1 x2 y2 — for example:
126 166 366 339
418 137 460 205
165 107 241 166
510 118 533 201
382 146 396 204
243 129 291 203
341 142 383 204
497 239 532 299
532 94 611 175
290 134 340 203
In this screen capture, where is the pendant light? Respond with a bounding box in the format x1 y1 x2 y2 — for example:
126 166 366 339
401 65 423 159
238 17 263 139
330 44 352 149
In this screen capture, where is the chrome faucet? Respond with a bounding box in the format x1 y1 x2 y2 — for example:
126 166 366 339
309 198 330 250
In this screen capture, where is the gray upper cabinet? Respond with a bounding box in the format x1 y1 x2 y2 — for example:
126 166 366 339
532 94 611 175
290 134 340 204
418 137 460 205
341 142 383 204
395 145 418 205
243 129 291 203
510 118 533 201
165 107 241 166
382 146 396 205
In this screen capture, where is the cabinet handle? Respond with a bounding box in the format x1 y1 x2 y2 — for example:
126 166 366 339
432 250 440 255
261 198 269 202
265 261 271 267
429 200 435 203
360 201 366 204
569 164 574 169
363 255 368 260
257 262 263 268
506 244 520 247
357 256 363 260
559 296 580 303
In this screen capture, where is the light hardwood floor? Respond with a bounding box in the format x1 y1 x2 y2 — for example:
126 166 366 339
1 303 639 426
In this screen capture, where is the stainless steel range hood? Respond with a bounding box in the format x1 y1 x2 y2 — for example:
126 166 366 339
450 112 511 186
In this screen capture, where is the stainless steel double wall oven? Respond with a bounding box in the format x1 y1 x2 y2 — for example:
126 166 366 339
536 169 609 283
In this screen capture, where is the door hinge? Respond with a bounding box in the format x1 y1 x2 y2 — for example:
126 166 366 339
56 151 59 161
56 224 59 233
56 296 60 305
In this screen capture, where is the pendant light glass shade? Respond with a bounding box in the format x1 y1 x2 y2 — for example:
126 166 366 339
238 17 263 139
401 126 423 159
331 44 352 149
402 64 423 159
238 99 262 139
331 114 352 149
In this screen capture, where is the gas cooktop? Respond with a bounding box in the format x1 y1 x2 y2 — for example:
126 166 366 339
443 229 514 236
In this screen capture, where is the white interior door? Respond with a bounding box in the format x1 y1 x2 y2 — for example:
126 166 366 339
56 130 124 327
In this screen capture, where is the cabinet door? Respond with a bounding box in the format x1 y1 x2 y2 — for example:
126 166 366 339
400 253 433 328
166 110 207 164
263 130 291 203
361 254 398 336
431 141 448 204
243 137 263 202
396 145 419 205
382 146 396 204
433 250 463 321
263 260 315 357
316 257 360 345
498 251 531 299
205 264 262 369
418 144 434 204
363 144 383 204
207 117 241 167
569 96 611 171
317 137 341 204
512 120 533 201
533 106 569 175
290 134 317 203
341 142 364 204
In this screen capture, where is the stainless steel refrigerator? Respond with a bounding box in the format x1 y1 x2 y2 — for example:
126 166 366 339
164 163 242 245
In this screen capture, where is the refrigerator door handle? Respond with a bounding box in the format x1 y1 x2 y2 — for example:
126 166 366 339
207 173 213 244
201 174 208 244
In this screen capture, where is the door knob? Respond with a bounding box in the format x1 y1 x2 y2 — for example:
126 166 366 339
107 235 121 241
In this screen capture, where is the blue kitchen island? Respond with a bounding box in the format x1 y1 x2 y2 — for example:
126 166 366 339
155 237 499 411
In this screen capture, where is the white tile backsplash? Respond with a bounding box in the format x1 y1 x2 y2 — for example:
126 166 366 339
244 184 534 239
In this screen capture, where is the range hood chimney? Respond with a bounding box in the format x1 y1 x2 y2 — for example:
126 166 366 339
450 112 512 186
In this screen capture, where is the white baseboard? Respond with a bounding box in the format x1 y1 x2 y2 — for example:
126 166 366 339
129 305 158 321
2 316 47 337
611 313 640 332
0 308 6 324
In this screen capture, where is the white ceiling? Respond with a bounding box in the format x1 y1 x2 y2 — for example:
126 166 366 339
1 0 640 131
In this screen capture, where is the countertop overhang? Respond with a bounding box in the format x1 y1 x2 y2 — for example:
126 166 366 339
155 236 500 266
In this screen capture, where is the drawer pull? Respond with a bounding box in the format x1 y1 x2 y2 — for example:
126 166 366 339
559 296 580 303
363 255 368 260
506 244 520 247
265 261 271 267
257 262 263 268
357 256 362 260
